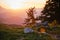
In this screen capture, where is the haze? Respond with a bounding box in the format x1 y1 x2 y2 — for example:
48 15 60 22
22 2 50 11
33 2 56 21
0 0 47 25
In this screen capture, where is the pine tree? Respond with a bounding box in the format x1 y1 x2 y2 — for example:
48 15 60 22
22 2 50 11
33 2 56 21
41 0 59 24
25 7 35 26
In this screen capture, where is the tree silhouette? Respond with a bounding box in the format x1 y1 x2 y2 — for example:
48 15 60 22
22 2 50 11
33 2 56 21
25 7 35 26
41 0 59 24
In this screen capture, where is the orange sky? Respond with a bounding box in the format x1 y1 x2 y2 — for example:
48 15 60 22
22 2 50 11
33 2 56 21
0 0 47 9
0 0 47 24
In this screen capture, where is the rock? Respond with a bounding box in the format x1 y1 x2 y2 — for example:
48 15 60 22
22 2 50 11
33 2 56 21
24 27 33 33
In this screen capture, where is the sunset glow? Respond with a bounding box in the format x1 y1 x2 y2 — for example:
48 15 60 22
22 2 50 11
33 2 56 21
0 0 47 24
0 0 47 9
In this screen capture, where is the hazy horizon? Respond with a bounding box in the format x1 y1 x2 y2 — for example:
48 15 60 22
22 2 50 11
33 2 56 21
0 0 47 25
0 6 43 25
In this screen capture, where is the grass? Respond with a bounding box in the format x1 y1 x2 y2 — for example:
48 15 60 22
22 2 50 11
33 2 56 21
0 24 60 40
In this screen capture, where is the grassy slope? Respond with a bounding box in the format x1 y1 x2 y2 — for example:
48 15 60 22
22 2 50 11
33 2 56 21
0 24 60 40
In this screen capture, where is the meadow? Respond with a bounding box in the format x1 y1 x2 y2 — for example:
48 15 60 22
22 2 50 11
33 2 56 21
0 24 60 40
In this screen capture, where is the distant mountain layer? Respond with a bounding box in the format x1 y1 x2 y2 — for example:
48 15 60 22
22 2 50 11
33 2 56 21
0 6 26 24
0 6 42 25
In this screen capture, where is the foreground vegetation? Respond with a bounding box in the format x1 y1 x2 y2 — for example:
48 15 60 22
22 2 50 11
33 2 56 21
0 24 60 40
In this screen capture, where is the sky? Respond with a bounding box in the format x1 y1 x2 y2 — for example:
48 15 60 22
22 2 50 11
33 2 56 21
0 0 47 9
0 0 47 25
